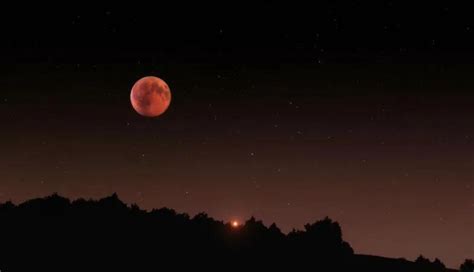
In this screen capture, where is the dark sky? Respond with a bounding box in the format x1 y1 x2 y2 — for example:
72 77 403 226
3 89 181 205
0 3 473 267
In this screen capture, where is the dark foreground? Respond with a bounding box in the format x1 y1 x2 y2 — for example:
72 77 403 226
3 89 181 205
0 194 462 271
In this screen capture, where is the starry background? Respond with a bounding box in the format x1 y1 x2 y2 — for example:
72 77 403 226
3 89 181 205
0 3 473 267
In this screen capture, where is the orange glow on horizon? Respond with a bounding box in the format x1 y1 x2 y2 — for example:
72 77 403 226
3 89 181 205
231 220 239 228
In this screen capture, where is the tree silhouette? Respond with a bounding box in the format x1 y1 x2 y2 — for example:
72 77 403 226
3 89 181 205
0 194 455 272
460 259 474 272
433 258 446 270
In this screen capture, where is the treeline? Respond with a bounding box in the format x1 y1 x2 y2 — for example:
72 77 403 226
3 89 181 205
0 193 467 272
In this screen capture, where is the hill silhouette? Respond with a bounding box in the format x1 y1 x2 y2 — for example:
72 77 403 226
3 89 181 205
0 194 462 271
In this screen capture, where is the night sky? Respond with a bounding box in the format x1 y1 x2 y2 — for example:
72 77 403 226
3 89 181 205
0 3 473 267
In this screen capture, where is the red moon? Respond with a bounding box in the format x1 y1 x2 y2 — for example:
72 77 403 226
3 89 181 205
130 76 171 117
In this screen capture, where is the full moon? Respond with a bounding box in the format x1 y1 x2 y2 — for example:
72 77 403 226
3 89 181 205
130 76 171 117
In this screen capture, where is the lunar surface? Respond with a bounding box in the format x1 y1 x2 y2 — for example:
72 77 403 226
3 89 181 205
130 76 171 117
